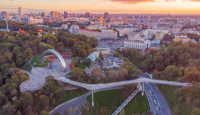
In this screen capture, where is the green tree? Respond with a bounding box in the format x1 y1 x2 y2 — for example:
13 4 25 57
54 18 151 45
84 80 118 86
99 52 103 60
16 58 24 67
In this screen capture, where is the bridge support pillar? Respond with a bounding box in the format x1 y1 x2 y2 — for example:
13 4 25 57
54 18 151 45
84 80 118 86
142 82 144 96
92 90 94 107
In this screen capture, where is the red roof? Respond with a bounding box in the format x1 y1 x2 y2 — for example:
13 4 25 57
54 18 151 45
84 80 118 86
38 29 42 33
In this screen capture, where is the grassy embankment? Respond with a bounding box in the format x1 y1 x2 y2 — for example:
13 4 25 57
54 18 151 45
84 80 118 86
158 85 191 115
86 88 150 115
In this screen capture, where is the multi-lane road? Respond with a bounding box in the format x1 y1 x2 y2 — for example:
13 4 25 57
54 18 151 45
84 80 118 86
140 72 171 115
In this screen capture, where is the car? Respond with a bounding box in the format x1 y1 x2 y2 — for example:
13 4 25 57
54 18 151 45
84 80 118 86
151 93 154 97
154 99 157 104
156 107 159 111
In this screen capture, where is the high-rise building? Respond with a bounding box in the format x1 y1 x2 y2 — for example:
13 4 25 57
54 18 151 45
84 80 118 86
41 12 46 17
1 11 8 19
18 7 23 16
91 14 94 19
50 11 58 19
64 11 68 18
95 17 106 27
104 12 109 19
85 12 91 18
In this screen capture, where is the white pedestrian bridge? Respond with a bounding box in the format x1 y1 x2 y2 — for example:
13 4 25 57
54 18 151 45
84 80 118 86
55 77 190 91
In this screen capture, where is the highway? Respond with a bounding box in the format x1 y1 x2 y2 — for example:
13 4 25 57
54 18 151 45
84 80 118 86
140 73 171 115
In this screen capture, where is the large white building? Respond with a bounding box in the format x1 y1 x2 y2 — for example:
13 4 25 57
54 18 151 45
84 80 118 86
124 33 151 52
78 28 117 40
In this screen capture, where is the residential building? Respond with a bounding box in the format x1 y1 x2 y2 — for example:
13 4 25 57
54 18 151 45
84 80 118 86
95 17 106 27
18 7 23 16
50 11 58 19
69 25 79 34
173 32 196 43
87 25 104 30
109 57 125 68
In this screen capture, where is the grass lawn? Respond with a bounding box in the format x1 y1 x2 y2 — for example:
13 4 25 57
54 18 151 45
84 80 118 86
86 88 149 115
158 85 191 115
21 63 31 72
78 63 88 69
31 54 48 67
124 93 150 115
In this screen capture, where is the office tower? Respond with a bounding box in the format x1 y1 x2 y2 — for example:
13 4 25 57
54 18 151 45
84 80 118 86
1 11 8 19
64 11 68 18
41 12 46 17
95 17 106 27
104 12 109 19
85 12 91 18
91 14 94 18
18 7 23 16
50 11 58 19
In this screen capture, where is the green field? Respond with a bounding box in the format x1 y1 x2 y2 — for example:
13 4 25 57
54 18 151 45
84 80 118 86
78 63 89 69
31 54 48 67
86 88 149 115
158 85 191 115
124 93 150 115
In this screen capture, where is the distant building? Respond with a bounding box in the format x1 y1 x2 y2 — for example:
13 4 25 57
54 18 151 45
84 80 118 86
151 39 160 45
64 11 68 18
118 28 130 37
104 12 109 19
95 45 110 54
18 16 43 24
78 28 117 40
41 12 46 17
85 12 91 18
50 11 58 19
69 25 79 34
1 11 8 19
62 24 68 30
184 17 191 24
18 7 23 16
173 32 196 43
95 17 106 27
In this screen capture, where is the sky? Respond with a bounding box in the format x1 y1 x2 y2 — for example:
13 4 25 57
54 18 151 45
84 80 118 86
1 0 200 14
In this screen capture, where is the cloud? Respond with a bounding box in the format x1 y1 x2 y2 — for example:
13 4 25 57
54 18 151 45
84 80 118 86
183 0 200 1
104 0 155 4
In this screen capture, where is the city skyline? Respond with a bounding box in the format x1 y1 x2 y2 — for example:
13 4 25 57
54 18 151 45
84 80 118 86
1 0 200 14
